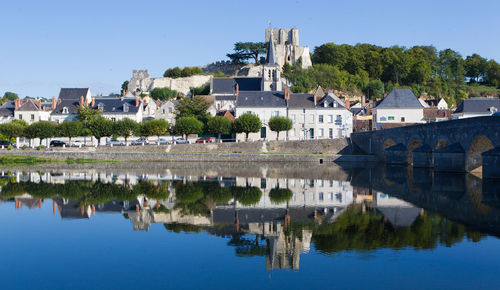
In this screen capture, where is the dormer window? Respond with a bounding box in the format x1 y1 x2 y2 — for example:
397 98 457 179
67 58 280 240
334 102 338 108
62 107 68 114
98 103 104 112
123 103 129 113
323 101 328 108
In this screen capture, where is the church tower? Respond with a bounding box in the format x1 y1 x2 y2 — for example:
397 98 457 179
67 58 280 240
262 30 282 91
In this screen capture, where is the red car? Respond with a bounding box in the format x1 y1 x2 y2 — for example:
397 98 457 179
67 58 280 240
196 137 213 143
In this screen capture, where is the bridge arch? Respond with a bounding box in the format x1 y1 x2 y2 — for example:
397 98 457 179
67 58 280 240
435 138 449 150
382 138 396 160
466 135 495 172
407 138 422 165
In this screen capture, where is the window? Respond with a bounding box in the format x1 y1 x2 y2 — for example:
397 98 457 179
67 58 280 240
309 128 314 139
329 128 333 139
309 114 314 123
319 128 324 137
98 103 104 112
291 114 296 123
260 126 266 139
334 102 338 108
62 107 69 114
30 114 35 120
335 115 342 125
168 107 172 113
309 179 314 187
323 101 328 108
388 116 395 121
123 103 129 113
319 193 324 201
337 129 343 137
319 115 324 123
18 114 22 120
291 128 296 137
273 111 280 117
260 178 267 189
111 117 116 122
328 115 333 123
401 117 405 122
380 116 387 121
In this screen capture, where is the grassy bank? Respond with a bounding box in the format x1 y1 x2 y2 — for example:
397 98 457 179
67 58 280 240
0 155 118 166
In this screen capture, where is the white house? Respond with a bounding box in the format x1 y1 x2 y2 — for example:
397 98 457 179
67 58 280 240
374 89 425 129
155 100 178 126
14 99 53 124
92 97 143 122
288 92 353 140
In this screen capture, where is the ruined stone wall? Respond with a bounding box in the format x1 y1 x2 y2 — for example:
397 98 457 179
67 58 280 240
127 70 212 96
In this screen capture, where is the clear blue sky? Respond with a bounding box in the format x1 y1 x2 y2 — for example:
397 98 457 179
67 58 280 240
1 0 499 98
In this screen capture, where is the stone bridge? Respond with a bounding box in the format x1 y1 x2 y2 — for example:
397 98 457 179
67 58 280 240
350 116 500 175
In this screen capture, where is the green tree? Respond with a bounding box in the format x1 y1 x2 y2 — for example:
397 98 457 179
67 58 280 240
207 116 232 140
175 96 210 120
23 121 57 147
58 121 83 146
2 92 19 102
190 85 210 96
269 188 293 204
268 116 292 140
227 42 267 64
112 118 138 144
88 117 113 146
175 116 203 139
150 87 178 101
121 81 129 96
233 186 262 206
465 54 488 82
485 60 500 87
164 67 203 78
364 80 385 99
142 119 170 142
0 121 27 143
233 113 261 141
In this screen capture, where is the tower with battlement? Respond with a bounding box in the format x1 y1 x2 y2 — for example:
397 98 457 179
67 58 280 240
265 28 312 69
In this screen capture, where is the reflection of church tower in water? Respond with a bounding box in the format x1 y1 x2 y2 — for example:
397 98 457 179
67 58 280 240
261 29 282 92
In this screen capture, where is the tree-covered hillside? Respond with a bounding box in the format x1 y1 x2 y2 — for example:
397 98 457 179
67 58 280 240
283 43 500 107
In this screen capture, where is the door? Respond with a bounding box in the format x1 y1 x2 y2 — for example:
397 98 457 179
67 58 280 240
309 128 314 139
260 127 266 139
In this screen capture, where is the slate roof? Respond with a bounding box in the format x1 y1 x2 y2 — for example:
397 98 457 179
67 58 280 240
287 93 316 108
0 101 15 117
52 99 81 115
215 95 236 101
377 206 421 228
16 99 40 111
237 91 287 107
317 93 346 108
266 29 277 65
453 98 500 114
376 89 423 109
58 88 90 100
212 77 262 94
92 98 141 114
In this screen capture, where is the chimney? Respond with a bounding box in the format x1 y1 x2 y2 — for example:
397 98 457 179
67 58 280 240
52 97 56 110
14 99 19 110
345 99 350 109
236 83 239 96
361 95 366 107
156 99 159 110
37 100 42 110
80 96 84 107
314 94 317 106
57 98 62 105
135 97 139 107
91 97 95 107
369 100 374 114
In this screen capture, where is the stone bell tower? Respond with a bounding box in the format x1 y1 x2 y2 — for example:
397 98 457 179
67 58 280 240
262 30 282 92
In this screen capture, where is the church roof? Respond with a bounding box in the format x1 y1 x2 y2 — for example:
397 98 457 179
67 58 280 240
376 89 423 109
212 77 262 94
266 30 277 65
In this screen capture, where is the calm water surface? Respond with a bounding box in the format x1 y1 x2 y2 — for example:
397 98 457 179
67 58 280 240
0 163 499 289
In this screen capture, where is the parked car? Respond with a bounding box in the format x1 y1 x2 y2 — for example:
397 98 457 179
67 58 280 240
0 140 15 148
196 137 213 143
50 140 68 147
71 140 85 147
106 139 125 146
131 138 149 145
173 137 189 144
151 138 170 145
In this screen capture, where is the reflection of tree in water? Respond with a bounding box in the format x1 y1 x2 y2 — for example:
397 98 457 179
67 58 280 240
297 205 483 254
228 234 267 257
269 188 293 204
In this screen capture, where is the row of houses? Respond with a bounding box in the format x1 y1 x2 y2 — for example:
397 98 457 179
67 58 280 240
0 88 178 126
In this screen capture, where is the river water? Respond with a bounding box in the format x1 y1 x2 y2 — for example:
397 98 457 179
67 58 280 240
0 162 499 289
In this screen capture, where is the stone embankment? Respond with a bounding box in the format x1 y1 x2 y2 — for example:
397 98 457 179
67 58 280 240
0 139 376 163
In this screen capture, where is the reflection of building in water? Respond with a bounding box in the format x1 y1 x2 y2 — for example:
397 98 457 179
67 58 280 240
374 192 422 227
